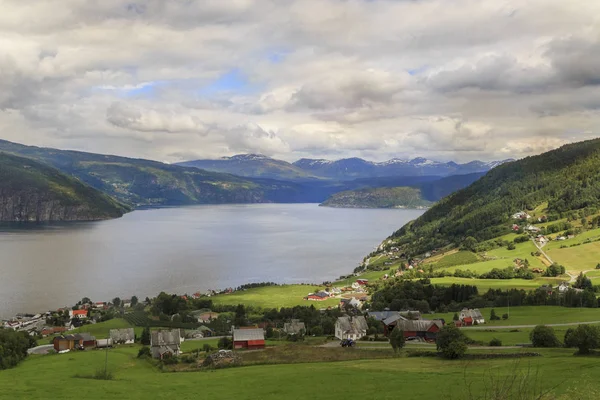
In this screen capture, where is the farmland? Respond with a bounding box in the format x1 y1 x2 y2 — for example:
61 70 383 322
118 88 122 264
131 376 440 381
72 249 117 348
211 285 340 308
3 344 600 399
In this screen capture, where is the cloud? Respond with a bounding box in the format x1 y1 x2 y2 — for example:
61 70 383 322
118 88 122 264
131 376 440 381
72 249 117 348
106 102 209 134
0 0 599 163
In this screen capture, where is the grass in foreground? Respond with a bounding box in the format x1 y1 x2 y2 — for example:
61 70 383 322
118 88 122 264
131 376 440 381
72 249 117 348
4 346 600 399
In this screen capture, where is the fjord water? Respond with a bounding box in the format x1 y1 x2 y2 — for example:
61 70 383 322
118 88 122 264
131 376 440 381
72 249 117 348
0 204 423 318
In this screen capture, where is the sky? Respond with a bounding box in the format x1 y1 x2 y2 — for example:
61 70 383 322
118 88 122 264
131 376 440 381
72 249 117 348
1 0 599 163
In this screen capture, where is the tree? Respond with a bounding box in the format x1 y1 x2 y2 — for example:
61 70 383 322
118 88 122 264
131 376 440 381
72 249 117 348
234 304 246 327
137 346 151 358
389 328 405 354
507 243 516 250
489 338 502 347
461 237 478 252
574 273 593 290
112 297 121 308
436 325 468 359
453 313 459 321
490 309 500 321
502 313 509 320
265 325 274 339
218 337 233 350
310 326 323 336
131 296 138 307
140 326 151 345
569 325 600 354
564 328 577 348
529 325 561 348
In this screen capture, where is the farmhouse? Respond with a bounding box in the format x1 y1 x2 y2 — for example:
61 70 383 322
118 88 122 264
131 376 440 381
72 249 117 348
69 309 88 319
387 319 444 341
512 211 531 220
305 291 331 301
283 319 306 335
459 309 485 325
232 328 265 350
335 316 368 340
150 330 182 359
110 328 135 344
367 310 402 322
53 333 96 352
356 279 369 285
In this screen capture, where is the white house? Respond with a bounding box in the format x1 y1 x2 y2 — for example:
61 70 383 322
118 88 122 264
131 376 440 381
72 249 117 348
459 308 485 325
512 211 531 220
110 328 135 345
335 316 368 340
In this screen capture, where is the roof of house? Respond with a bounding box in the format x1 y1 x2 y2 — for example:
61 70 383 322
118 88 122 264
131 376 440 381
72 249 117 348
336 316 368 334
151 330 181 347
367 311 401 321
110 328 135 342
233 328 265 342
394 319 442 332
383 313 408 325
72 310 87 316
283 319 306 334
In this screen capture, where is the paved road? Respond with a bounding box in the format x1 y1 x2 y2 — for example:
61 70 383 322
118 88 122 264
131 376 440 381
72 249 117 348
462 320 600 330
28 345 54 355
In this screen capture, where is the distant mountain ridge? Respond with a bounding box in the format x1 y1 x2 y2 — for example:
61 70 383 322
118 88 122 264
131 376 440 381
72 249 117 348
178 154 513 181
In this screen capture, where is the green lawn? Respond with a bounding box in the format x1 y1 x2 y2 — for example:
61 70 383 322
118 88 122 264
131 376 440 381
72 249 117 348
430 251 480 268
69 318 137 339
427 306 600 327
547 241 600 272
464 324 600 346
426 277 561 291
180 339 220 353
438 258 515 274
486 241 547 269
211 285 340 309
544 227 600 251
3 345 600 399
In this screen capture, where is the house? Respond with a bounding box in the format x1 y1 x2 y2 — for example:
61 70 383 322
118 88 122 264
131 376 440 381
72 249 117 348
367 310 402 322
232 328 265 350
193 311 219 323
150 330 182 359
512 224 520 232
535 235 547 244
557 282 570 294
538 284 553 295
110 328 135 345
381 313 408 335
53 333 96 352
41 326 67 337
335 316 368 340
69 309 88 319
512 211 531 220
557 236 566 241
305 291 331 301
340 297 363 311
199 325 214 337
526 225 541 233
459 309 485 325
93 302 106 309
356 279 369 286
387 319 444 341
283 319 306 335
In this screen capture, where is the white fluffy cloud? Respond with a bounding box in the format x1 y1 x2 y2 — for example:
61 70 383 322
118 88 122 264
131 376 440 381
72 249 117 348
0 0 599 163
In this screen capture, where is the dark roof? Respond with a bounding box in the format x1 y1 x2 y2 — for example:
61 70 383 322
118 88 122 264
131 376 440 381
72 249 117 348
283 319 306 334
336 316 368 335
110 328 135 342
383 314 407 325
394 319 443 332
367 311 401 321
233 328 265 342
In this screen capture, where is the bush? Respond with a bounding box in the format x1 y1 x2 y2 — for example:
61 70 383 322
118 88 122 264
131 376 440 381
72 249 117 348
436 325 468 359
218 337 233 350
507 243 516 250
530 325 561 348
389 328 405 353
310 326 324 336
569 325 600 354
137 346 152 358
502 313 509 320
489 338 502 347
490 309 501 321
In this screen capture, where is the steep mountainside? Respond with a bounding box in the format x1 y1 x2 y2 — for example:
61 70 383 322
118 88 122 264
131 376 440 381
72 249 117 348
0 140 321 206
176 154 321 181
0 153 128 222
384 138 600 256
179 154 512 181
321 187 432 209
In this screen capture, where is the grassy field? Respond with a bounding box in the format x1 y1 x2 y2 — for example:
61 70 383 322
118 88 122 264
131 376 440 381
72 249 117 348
211 285 340 309
464 324 600 346
547 241 600 273
180 339 220 353
486 241 547 269
430 251 480 268
438 258 515 274
427 306 600 326
3 345 600 399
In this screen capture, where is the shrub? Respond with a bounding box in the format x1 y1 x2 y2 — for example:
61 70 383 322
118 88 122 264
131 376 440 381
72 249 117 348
530 325 561 348
218 337 233 350
490 309 501 321
310 326 324 336
489 338 502 347
502 313 509 320
436 325 468 359
507 243 516 250
569 325 600 354
137 346 151 358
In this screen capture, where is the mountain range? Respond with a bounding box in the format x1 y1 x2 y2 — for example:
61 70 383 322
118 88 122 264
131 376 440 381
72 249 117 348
176 154 512 181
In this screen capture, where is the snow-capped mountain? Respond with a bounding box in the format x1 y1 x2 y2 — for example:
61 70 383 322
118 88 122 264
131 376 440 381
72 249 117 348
178 154 514 181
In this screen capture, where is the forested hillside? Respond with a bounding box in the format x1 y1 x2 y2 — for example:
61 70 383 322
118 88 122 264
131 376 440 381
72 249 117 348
387 138 600 255
320 187 432 208
0 153 128 221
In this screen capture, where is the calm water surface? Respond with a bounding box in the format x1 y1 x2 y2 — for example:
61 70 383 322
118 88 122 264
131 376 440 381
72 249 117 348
0 204 423 318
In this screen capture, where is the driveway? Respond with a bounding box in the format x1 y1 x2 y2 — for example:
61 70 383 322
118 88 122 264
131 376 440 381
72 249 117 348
28 345 54 355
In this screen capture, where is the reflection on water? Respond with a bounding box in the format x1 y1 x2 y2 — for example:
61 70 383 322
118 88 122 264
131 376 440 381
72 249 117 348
0 204 423 318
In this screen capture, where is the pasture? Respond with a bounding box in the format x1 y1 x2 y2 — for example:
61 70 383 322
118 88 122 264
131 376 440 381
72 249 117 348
211 285 340 309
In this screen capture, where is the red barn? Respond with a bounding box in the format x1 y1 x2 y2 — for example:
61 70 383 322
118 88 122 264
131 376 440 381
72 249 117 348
387 319 444 341
233 328 265 350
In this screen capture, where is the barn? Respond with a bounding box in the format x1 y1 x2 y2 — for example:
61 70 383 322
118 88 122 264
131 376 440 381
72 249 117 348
387 319 444 341
233 328 265 350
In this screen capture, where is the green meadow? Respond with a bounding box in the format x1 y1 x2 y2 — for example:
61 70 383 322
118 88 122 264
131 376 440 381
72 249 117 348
211 285 340 309
3 345 600 399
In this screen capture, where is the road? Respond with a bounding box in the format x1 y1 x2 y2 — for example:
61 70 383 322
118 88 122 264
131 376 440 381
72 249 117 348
28 345 54 355
461 320 600 330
